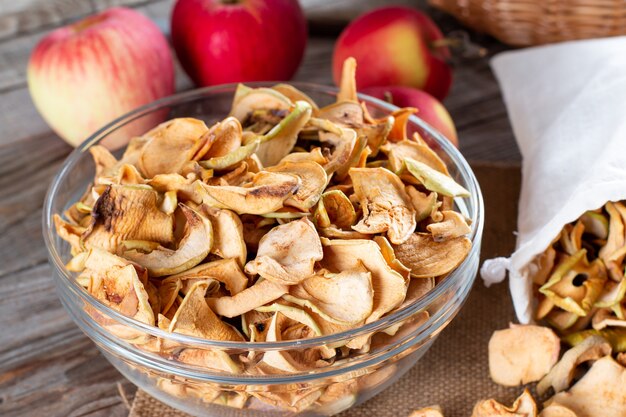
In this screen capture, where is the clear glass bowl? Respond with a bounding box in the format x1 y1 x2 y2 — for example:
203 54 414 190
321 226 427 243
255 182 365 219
43 83 484 417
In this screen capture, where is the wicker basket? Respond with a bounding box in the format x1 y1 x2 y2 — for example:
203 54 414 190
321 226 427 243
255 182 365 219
429 0 626 46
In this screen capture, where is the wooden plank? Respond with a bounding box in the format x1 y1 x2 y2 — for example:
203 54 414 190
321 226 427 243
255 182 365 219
0 264 133 417
0 0 169 41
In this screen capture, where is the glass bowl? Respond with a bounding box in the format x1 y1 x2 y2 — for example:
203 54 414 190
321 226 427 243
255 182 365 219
43 83 484 417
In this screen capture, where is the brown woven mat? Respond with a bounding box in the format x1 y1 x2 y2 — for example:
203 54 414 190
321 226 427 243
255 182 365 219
129 162 522 417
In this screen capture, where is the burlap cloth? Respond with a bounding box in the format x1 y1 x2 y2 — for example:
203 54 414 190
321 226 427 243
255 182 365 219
129 163 523 417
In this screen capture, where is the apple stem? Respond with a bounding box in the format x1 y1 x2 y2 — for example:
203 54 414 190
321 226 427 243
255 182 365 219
431 30 487 59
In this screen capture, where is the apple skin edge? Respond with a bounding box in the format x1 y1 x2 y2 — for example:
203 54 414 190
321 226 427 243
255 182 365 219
332 6 452 101
171 0 308 86
27 7 175 148
361 85 458 147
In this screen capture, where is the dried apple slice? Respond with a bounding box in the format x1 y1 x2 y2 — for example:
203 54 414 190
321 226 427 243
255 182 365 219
254 101 312 167
388 108 417 142
405 186 440 223
427 211 471 242
279 147 327 165
322 238 408 326
537 335 611 395
580 210 609 239
82 185 174 253
359 117 394 157
319 127 358 175
350 167 416 245
168 258 248 297
202 117 242 159
229 84 292 122
82 248 154 324
337 57 357 103
267 161 327 210
290 267 374 325
488 324 560 386
245 218 323 285
471 389 537 417
409 406 445 417
315 190 356 229
197 171 299 215
255 303 323 336
123 204 212 277
317 101 364 127
170 282 243 342
546 356 626 417
381 140 448 174
539 405 578 417
271 83 318 110
147 174 202 204
138 118 209 178
199 206 246 267
54 214 86 255
404 158 469 197
90 145 118 178
392 233 471 278
539 250 607 316
168 282 242 373
207 279 289 318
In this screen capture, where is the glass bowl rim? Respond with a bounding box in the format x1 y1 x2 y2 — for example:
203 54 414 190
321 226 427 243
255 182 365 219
43 81 484 350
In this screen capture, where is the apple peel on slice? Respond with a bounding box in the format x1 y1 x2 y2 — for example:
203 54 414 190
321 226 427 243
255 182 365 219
404 157 469 197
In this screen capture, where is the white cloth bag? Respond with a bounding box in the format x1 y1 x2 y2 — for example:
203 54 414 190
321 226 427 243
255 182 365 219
481 36 626 324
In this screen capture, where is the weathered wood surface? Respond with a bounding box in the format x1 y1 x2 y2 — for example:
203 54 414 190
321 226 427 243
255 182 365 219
0 1 519 416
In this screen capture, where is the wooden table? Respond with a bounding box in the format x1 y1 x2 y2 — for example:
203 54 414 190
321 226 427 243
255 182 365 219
0 1 519 416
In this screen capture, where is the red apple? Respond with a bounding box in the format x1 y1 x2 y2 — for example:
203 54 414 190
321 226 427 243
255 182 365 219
362 85 458 147
28 7 175 148
171 0 307 86
333 7 452 100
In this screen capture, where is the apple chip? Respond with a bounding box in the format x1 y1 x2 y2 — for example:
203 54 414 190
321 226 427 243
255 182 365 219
229 84 292 122
290 267 374 325
314 190 356 229
536 335 611 395
199 139 260 171
199 206 246 267
267 161 327 210
471 389 537 417
409 406 445 417
488 324 560 386
168 258 248 296
406 186 440 223
427 211 471 241
169 282 242 342
255 101 312 167
207 279 289 318
322 238 408 325
271 83 318 110
54 214 86 255
538 405 578 417
82 185 174 253
123 204 212 276
388 108 417 142
539 250 607 317
319 127 358 175
245 218 323 285
546 356 626 417
350 167 416 245
393 233 471 278
202 117 242 159
404 158 470 197
138 118 209 178
81 248 154 328
197 171 299 215
382 140 448 174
